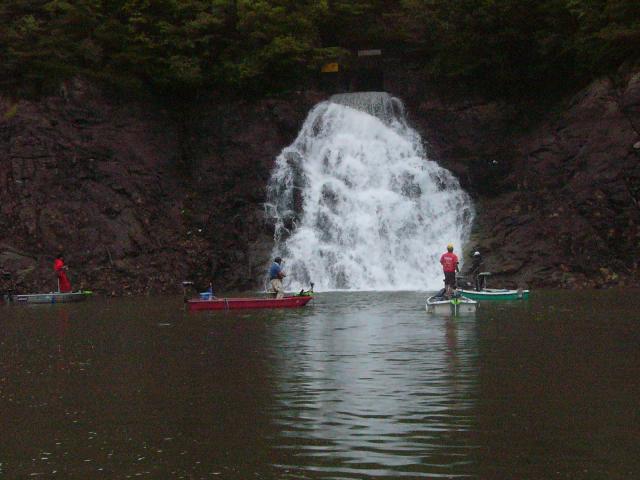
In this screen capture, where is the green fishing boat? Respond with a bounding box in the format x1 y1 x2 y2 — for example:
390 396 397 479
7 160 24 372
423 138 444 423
458 272 529 301
458 288 529 301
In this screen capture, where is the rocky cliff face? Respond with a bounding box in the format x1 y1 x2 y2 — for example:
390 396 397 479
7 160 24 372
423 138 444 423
394 71 640 288
1 73 638 295
0 79 319 295
1 80 183 295
175 92 323 292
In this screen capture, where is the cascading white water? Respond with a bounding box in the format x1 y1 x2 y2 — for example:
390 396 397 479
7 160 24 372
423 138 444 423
264 92 474 291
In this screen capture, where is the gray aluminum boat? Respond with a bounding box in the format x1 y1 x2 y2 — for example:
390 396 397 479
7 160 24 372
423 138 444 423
13 291 92 305
426 294 477 315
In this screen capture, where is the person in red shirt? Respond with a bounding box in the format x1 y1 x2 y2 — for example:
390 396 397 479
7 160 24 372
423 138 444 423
440 243 459 297
54 253 72 293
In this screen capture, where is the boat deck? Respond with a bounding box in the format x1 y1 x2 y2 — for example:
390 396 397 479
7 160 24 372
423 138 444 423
188 295 313 311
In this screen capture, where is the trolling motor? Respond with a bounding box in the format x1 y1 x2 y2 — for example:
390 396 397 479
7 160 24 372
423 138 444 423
181 281 195 302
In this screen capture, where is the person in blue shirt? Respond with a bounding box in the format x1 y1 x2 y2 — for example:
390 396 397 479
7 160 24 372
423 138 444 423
269 257 286 299
201 281 215 300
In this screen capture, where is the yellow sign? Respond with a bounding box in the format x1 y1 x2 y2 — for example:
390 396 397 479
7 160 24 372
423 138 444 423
321 62 339 73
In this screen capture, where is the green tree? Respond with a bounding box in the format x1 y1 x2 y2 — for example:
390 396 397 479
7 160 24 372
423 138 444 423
0 0 638 99
569 0 640 76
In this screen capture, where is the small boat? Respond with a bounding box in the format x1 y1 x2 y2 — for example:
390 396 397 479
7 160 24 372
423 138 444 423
13 290 93 305
188 295 313 312
457 272 529 301
458 288 530 301
426 293 478 315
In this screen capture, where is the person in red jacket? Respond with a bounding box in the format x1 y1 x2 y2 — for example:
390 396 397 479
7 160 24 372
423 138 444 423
440 243 459 298
54 253 72 293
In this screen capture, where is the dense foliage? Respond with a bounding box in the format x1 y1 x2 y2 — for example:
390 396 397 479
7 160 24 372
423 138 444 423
398 0 640 95
1 0 638 98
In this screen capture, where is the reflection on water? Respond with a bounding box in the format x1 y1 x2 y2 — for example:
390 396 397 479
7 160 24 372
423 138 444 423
1 290 639 479
266 292 478 478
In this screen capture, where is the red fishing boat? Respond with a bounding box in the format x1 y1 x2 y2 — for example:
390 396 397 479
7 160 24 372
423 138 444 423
187 295 313 312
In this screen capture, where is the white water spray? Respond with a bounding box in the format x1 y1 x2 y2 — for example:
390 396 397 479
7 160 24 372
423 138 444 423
265 92 473 291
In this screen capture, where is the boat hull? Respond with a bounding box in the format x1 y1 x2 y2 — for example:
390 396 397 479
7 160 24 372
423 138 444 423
188 295 313 311
426 296 478 315
13 291 92 305
459 288 530 301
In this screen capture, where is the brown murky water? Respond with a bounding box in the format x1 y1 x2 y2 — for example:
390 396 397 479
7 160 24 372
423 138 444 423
1 290 639 479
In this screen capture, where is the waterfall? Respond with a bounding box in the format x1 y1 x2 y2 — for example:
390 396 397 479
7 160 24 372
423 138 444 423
264 92 473 291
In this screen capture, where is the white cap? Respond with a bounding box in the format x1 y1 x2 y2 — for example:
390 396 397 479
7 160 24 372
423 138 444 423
473 251 481 256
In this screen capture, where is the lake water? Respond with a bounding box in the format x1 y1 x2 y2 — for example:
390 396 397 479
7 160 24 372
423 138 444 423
1 289 639 479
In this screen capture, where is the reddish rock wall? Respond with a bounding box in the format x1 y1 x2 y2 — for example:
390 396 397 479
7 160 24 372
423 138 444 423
0 79 317 295
398 72 640 288
1 73 638 295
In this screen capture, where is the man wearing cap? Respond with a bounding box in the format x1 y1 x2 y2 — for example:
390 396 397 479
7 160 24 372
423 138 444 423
469 251 484 291
0 268 12 304
440 244 459 298
269 257 286 299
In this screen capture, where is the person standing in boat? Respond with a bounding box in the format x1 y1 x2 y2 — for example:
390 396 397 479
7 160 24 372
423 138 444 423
440 244 459 298
469 251 484 291
269 257 286 299
0 268 12 303
54 253 72 293
202 281 216 300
